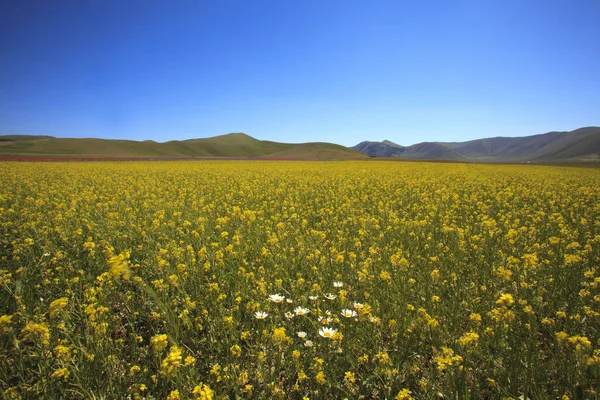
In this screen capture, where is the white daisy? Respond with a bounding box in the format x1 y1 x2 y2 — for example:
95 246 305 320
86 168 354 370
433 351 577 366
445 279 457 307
341 309 357 318
255 311 268 319
268 294 285 303
333 281 343 288
319 327 337 339
324 293 337 300
304 340 313 347
294 306 310 316
297 331 307 339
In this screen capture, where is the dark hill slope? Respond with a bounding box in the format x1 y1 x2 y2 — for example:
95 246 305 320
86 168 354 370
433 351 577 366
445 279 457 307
353 127 600 161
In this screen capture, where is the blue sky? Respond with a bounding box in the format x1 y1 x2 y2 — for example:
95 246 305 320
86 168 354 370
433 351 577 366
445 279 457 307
1 0 598 146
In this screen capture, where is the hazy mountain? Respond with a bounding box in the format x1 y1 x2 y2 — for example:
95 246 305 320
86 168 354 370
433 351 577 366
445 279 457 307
353 127 600 161
0 132 367 160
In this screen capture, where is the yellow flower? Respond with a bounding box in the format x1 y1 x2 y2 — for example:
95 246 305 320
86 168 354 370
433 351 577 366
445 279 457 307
54 345 72 362
315 371 326 384
555 331 569 343
230 344 241 357
496 293 514 306
107 252 131 280
21 322 50 345
49 297 69 318
375 352 390 365
150 334 168 352
167 390 180 400
0 314 13 334
344 371 356 384
380 271 391 281
160 345 183 377
192 383 214 400
567 335 592 351
185 355 197 366
469 313 482 323
50 367 70 380
168 274 179 287
458 331 480 347
435 347 463 372
272 327 290 344
298 370 308 381
395 388 414 400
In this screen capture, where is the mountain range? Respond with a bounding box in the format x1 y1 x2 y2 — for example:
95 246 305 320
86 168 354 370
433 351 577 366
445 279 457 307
1 127 599 162
352 127 600 162
0 133 366 160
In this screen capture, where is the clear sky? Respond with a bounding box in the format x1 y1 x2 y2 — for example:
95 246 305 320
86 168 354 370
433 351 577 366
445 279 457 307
1 0 599 146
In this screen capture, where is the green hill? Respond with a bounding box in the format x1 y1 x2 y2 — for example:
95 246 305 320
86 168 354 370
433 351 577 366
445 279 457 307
0 133 366 160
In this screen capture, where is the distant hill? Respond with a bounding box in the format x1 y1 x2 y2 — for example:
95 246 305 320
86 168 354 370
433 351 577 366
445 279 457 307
398 142 466 161
353 140 405 157
0 133 366 160
352 127 600 162
0 135 54 142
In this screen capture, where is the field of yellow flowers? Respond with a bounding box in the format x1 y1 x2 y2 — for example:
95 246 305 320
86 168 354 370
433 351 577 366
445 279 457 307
1 161 599 399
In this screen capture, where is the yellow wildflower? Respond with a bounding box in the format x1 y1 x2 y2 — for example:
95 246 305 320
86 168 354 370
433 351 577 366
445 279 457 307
107 252 131 280
344 371 356 384
230 344 241 357
50 367 70 380
496 293 514 306
395 389 414 400
458 331 480 347
0 314 13 334
167 390 180 400
185 355 197 366
160 345 183 377
150 333 168 352
49 297 69 318
435 347 463 372
192 383 214 400
315 371 326 384
54 345 72 362
272 327 290 344
21 322 50 345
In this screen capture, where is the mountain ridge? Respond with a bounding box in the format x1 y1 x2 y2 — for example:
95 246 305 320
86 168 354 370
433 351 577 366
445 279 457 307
2 127 599 162
352 127 600 161
0 133 366 160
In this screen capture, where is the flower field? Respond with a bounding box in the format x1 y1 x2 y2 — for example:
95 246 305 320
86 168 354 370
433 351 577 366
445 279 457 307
1 161 599 399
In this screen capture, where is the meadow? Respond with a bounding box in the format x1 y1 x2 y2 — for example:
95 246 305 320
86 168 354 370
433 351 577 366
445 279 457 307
0 161 599 399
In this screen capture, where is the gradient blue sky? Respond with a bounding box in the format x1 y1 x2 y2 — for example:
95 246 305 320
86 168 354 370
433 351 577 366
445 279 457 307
1 0 599 146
